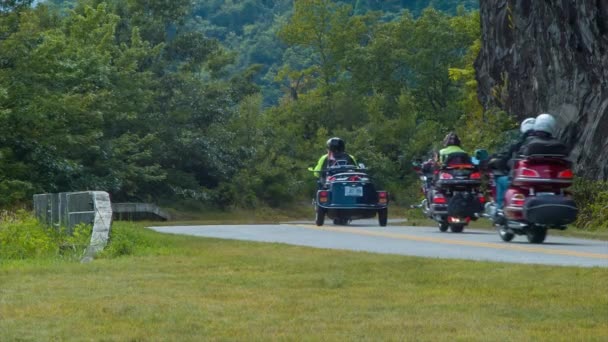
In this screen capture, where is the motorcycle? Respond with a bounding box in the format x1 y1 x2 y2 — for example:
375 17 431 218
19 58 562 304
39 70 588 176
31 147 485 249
309 162 389 227
483 139 578 243
413 153 485 233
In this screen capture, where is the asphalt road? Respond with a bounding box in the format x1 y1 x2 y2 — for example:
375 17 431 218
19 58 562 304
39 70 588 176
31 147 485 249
149 219 608 268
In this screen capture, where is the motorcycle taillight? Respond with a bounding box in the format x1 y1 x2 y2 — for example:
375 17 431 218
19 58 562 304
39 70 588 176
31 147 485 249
433 196 447 204
520 168 540 177
439 172 453 180
470 172 481 180
319 191 329 203
511 194 525 206
558 169 573 178
377 191 388 204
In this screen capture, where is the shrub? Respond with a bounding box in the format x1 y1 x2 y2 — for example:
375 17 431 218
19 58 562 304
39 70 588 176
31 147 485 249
0 211 58 259
0 210 93 260
572 178 608 231
100 222 159 258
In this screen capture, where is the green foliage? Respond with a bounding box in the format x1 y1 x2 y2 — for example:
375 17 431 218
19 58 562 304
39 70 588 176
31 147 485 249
0 1 520 211
0 210 91 260
0 1 249 205
99 221 167 257
572 179 608 231
0 211 57 259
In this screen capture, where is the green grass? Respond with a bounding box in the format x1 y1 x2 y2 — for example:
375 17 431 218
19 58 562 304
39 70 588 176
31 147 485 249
1 222 607 341
160 202 319 225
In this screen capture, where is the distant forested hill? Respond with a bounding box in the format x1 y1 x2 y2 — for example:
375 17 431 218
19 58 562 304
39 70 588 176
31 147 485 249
46 0 478 105
189 0 479 104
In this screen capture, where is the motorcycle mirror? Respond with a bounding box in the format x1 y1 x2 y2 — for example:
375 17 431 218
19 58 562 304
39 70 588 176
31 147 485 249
474 149 489 161
358 163 366 169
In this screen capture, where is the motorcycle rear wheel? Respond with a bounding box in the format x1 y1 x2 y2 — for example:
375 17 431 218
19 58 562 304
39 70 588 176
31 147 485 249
499 226 515 242
333 218 350 225
450 224 464 233
526 225 547 244
378 208 388 227
315 207 325 226
439 222 449 232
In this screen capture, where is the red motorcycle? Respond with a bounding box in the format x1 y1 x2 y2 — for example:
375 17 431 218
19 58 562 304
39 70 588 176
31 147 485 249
414 153 485 233
485 139 578 243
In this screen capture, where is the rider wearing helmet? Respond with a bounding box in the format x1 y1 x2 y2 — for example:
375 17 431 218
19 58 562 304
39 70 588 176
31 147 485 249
313 137 357 178
493 117 536 211
438 132 466 164
530 113 556 139
517 113 565 156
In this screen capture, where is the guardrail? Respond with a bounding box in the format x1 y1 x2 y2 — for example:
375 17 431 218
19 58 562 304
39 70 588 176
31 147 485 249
112 202 170 221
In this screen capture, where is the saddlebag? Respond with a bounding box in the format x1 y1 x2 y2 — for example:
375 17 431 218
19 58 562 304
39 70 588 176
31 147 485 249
523 195 578 226
447 192 483 218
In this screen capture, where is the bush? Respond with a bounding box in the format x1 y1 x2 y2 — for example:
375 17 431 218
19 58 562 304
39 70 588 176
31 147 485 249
99 222 160 258
0 211 57 259
0 210 91 260
572 179 608 231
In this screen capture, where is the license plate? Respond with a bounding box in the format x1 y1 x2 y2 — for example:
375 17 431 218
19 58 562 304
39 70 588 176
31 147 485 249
345 186 363 197
536 192 556 196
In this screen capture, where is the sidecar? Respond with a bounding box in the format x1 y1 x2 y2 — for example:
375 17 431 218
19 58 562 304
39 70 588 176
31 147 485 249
313 166 389 226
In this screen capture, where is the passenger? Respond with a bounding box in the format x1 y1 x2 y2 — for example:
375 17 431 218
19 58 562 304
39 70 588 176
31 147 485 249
520 113 558 147
438 132 466 165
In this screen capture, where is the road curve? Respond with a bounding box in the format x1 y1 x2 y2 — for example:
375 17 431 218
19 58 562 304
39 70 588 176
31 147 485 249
148 220 608 268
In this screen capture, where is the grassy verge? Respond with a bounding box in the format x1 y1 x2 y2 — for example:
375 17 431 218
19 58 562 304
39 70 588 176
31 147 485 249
1 222 607 341
154 204 411 226
160 202 319 225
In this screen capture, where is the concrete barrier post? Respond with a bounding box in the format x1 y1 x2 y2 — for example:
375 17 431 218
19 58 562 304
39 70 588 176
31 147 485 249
81 191 113 263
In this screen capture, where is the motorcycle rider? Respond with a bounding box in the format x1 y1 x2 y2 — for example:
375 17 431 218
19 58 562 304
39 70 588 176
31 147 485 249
313 137 357 179
492 117 536 211
520 113 559 147
438 132 466 165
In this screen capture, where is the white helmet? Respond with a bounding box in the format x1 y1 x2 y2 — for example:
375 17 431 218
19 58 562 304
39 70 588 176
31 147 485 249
520 118 535 134
534 113 557 136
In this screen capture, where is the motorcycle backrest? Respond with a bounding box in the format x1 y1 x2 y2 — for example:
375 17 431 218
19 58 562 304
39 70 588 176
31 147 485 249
444 152 473 169
519 155 573 169
520 138 568 157
325 165 360 177
326 172 370 183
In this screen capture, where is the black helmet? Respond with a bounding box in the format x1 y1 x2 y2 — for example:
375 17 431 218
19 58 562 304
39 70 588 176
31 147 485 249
443 132 461 147
326 137 345 153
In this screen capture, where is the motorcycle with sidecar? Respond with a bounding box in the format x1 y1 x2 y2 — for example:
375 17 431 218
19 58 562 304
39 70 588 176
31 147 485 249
309 163 389 226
